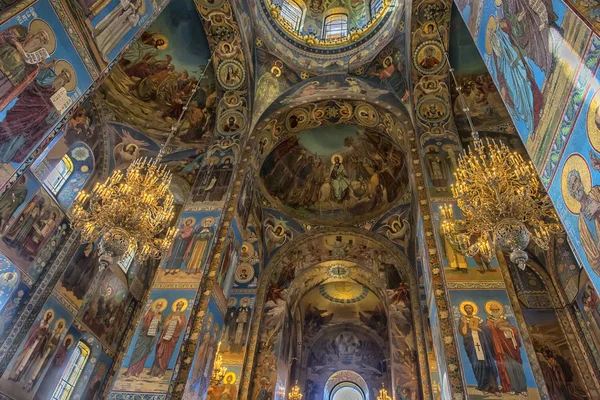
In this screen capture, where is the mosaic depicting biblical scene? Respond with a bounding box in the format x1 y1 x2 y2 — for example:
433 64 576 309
260 125 408 225
450 290 540 398
184 296 223 399
99 0 216 150
113 289 195 394
0 0 599 398
0 0 93 187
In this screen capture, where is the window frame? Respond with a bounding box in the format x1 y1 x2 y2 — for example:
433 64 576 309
370 0 384 17
274 0 304 31
51 341 90 400
44 154 74 195
323 13 349 39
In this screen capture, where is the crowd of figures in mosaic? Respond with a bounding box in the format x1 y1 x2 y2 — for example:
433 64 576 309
0 0 600 398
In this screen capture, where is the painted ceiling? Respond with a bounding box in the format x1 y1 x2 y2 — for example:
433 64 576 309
259 124 408 225
249 0 405 73
98 0 217 152
299 278 383 330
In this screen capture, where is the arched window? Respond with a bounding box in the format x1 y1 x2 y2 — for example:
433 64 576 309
45 154 74 195
274 0 303 31
52 341 90 400
331 382 365 400
118 247 136 273
370 0 384 16
323 13 348 39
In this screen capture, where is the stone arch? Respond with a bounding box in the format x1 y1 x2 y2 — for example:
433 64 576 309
522 248 600 396
239 227 431 399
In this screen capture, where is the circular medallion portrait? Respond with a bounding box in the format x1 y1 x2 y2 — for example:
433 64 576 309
218 110 246 135
414 41 445 75
217 59 245 90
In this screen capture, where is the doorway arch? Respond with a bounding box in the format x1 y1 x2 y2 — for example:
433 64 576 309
331 382 365 400
324 370 369 400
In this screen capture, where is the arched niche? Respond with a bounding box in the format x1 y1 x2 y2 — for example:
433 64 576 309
240 227 429 400
325 370 369 400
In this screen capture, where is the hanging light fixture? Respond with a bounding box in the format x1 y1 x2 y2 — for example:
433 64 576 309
432 25 560 270
377 383 391 400
288 381 303 400
71 59 212 264
210 341 227 387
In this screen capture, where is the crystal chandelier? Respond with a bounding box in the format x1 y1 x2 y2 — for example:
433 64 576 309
71 59 212 264
377 383 391 400
210 342 227 387
71 158 177 262
437 34 559 270
288 381 302 400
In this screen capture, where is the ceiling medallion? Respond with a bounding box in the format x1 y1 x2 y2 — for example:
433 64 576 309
319 282 369 304
217 59 246 91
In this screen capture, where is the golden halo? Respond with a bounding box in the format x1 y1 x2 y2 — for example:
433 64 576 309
154 34 169 50
561 153 591 215
151 298 168 312
54 60 77 92
138 0 147 15
484 300 504 315
29 19 56 54
494 0 503 6
270 66 282 77
224 372 237 384
202 216 216 227
459 300 478 316
485 15 497 56
331 153 343 164
587 90 600 152
64 334 75 347
173 298 188 312
383 55 393 68
43 309 55 323
54 318 66 330
240 297 251 305
183 217 197 227
227 297 238 306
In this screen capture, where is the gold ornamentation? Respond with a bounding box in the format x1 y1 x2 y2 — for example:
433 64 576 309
441 137 560 270
71 156 177 263
288 381 303 400
210 342 227 386
377 383 391 400
266 0 392 48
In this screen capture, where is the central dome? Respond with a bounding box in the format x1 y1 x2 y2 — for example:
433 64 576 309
260 124 408 225
266 0 393 49
253 0 404 72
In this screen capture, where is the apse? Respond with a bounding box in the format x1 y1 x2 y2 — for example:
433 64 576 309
259 124 408 225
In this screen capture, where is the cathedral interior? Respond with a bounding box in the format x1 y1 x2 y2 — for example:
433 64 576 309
1 0 600 399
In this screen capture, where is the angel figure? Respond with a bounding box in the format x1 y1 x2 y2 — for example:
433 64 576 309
113 130 152 169
379 214 411 250
264 217 292 254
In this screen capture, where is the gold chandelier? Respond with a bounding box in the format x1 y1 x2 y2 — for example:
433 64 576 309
440 138 560 270
71 60 212 264
288 381 302 400
437 35 559 270
71 157 177 262
377 383 391 400
210 342 227 387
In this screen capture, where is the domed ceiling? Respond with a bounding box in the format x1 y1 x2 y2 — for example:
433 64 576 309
251 0 404 73
259 124 408 225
